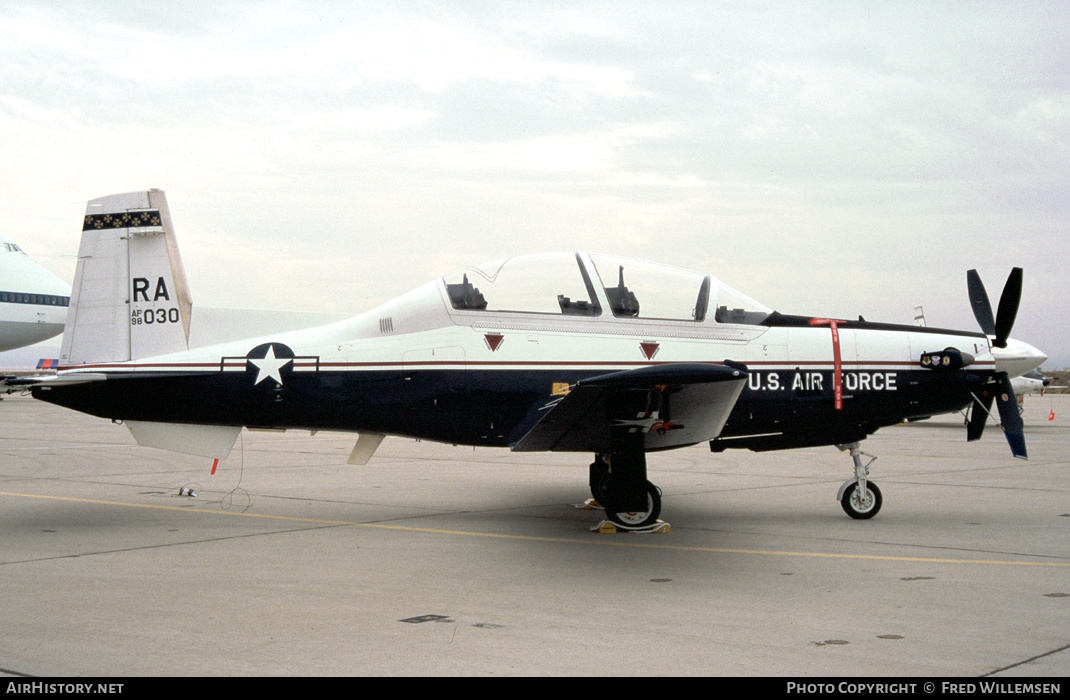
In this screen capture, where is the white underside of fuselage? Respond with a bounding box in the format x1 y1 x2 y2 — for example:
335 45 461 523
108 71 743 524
0 317 65 353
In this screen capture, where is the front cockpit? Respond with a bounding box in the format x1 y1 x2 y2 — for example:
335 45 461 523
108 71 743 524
441 252 772 327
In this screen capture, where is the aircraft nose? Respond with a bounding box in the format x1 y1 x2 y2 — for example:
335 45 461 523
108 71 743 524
992 338 1047 377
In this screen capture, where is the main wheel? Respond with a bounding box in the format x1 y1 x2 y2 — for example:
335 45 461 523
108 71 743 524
841 481 882 519
605 481 662 528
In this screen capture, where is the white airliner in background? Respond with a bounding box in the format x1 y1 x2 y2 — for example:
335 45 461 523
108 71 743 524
0 235 70 352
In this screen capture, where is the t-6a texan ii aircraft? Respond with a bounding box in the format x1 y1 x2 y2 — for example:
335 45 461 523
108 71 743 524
16 190 1046 528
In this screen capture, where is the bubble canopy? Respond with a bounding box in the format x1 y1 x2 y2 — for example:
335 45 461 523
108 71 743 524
442 252 772 324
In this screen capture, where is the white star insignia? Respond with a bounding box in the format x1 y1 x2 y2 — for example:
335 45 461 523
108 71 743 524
248 345 292 386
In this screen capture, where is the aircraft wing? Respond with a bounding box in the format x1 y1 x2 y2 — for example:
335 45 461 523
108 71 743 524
511 363 747 453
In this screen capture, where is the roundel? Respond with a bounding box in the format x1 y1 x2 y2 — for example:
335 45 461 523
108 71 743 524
245 342 296 387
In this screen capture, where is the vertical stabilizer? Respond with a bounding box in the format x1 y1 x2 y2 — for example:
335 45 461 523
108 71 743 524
61 190 193 364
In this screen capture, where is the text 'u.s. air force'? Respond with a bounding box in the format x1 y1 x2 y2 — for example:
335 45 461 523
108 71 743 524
747 371 897 392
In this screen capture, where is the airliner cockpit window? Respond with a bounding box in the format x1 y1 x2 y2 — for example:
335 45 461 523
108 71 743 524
443 252 600 315
588 254 710 321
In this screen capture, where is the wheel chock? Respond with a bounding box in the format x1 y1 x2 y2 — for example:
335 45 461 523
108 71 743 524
594 520 618 534
574 498 603 510
590 519 671 534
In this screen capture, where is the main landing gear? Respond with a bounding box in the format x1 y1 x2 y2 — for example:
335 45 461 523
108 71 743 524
836 442 882 519
588 452 663 529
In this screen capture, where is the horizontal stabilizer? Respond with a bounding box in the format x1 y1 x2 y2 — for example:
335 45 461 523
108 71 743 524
126 421 241 459
511 363 747 452
6 372 109 388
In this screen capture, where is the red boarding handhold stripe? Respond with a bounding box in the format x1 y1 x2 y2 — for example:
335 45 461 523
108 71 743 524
810 318 844 410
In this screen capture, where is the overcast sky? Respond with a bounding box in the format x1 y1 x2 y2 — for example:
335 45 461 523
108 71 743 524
2 1 1068 365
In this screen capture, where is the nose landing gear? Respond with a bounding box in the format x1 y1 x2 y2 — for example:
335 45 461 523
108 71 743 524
836 442 882 519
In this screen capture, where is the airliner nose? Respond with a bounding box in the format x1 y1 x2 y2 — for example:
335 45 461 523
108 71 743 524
992 338 1047 377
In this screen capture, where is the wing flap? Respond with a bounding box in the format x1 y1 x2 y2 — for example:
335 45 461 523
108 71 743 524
511 363 747 453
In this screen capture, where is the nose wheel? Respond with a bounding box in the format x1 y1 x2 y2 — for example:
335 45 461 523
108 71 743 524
840 480 882 519
836 442 883 519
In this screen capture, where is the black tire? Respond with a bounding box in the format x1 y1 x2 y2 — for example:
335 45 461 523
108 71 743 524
841 481 882 519
605 481 662 528
589 458 611 503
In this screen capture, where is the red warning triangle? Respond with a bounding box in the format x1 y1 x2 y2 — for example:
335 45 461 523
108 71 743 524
485 334 504 352
640 342 659 360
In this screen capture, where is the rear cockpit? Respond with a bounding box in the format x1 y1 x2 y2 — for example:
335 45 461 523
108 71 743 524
441 252 772 326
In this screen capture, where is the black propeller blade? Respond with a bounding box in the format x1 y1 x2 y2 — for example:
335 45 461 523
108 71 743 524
965 371 1027 459
964 268 1028 459
994 376 1027 460
966 387 993 442
994 267 1023 349
966 267 1022 348
967 269 996 338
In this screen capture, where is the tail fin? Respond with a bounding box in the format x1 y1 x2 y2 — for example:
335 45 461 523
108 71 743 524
61 189 193 364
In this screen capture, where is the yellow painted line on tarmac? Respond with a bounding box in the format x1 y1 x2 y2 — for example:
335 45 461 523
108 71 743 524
3 490 1068 568
0 490 356 526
